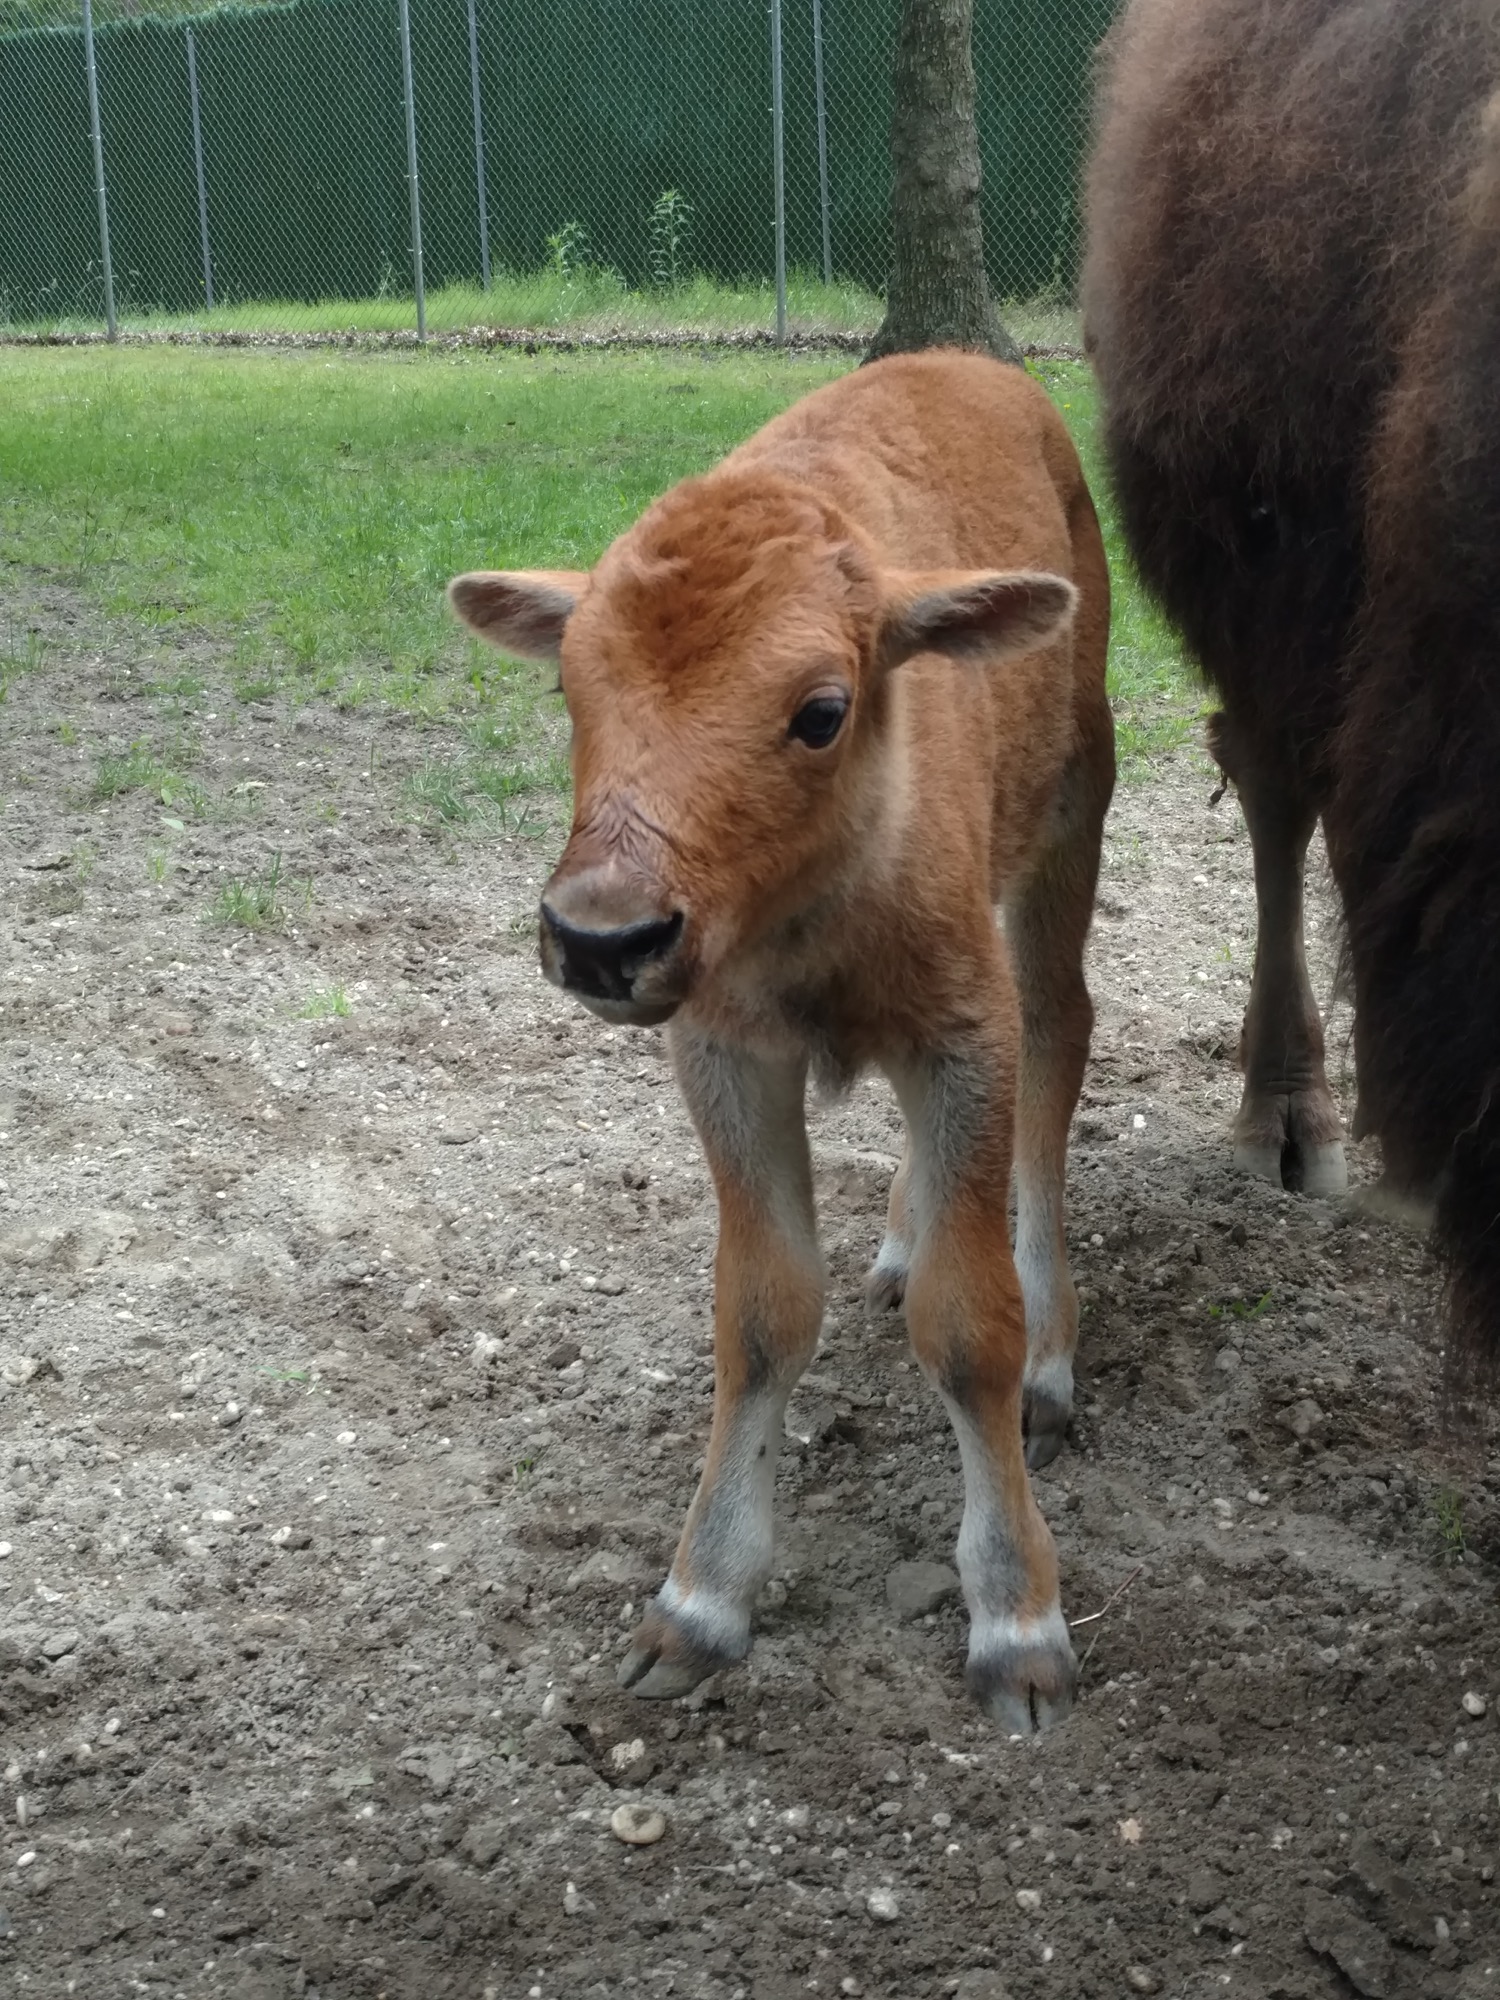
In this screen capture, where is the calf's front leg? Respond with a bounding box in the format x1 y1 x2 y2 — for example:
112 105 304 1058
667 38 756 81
619 1031 823 1699
891 1030 1077 1735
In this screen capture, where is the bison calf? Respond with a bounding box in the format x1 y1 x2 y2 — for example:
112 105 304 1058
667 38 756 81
451 351 1113 1732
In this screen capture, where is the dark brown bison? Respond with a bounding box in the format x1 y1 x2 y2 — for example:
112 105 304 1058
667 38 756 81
1083 0 1500 1362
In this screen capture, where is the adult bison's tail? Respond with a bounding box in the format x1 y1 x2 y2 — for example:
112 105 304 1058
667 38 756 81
1331 127 1500 1378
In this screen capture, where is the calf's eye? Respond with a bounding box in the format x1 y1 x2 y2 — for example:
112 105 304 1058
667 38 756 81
788 693 849 749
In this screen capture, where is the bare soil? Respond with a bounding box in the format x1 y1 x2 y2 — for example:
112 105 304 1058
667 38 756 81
1 581 1497 2000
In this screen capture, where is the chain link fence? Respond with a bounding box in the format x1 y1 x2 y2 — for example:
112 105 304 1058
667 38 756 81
0 0 1113 344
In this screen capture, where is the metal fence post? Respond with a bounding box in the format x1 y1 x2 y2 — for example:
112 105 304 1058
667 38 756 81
769 0 787 342
396 0 427 339
466 0 491 290
81 0 117 340
185 28 215 311
811 0 832 286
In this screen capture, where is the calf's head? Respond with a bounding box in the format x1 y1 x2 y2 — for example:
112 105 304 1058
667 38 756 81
450 473 1075 1027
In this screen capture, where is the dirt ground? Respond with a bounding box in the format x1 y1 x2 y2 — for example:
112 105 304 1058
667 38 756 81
2 577 1498 2000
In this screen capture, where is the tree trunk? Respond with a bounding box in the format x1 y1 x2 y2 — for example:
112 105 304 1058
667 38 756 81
865 0 1021 367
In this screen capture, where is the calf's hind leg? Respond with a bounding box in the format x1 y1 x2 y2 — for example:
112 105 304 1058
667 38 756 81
1004 731 1112 1469
1209 712 1347 1197
618 1030 823 1699
891 1018 1076 1735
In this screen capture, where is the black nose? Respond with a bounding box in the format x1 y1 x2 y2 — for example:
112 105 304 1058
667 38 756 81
540 904 684 1002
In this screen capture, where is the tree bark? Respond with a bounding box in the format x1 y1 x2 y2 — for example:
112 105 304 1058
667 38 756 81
865 0 1021 367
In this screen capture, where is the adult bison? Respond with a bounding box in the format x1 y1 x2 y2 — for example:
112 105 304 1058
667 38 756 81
1083 0 1500 1361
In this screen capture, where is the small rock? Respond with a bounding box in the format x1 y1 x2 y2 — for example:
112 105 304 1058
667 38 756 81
437 1124 480 1145
1014 1887 1042 1913
0 1544 12 1560
1462 1690 1487 1719
1125 1971 1160 1996
160 1013 194 1037
1186 1867 1222 1913
1305 1888 1398 1999
472 1332 502 1367
41 1628 81 1661
563 1879 593 1916
546 1339 582 1371
597 1275 626 1296
215 1403 242 1429
464 1818 509 1868
885 1560 961 1621
611 1803 666 1846
866 1886 899 1923
954 1975 1014 2000
608 1736 656 1783
785 1399 838 1446
1280 1396 1327 1444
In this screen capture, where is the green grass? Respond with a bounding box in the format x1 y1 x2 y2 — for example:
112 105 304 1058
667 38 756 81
0 343 1191 768
6 268 1081 350
210 851 308 930
298 986 351 1020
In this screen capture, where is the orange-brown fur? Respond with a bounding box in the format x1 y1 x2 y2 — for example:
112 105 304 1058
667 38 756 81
450 351 1113 1731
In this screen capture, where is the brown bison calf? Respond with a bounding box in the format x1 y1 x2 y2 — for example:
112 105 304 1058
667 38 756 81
451 352 1113 1731
1085 0 1500 1360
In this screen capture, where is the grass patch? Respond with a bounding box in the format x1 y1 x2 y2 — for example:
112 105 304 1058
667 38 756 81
298 986 351 1019
210 851 309 930
1 343 1190 768
404 756 556 832
1 619 50 698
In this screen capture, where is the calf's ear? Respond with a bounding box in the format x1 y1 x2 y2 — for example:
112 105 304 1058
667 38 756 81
447 570 588 660
878 569 1077 671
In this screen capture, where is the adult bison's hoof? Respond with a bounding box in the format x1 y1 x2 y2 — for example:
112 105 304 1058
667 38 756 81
1234 1087 1347 1198
966 1608 1077 1736
617 1590 745 1700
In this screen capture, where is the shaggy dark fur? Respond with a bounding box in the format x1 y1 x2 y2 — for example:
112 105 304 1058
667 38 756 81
1084 0 1500 1365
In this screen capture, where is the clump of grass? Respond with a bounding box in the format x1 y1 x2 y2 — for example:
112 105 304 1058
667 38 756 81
210 851 309 930
92 738 203 808
93 739 170 799
1208 1290 1273 1322
1434 1489 1467 1564
298 985 351 1019
1 621 49 698
403 757 555 830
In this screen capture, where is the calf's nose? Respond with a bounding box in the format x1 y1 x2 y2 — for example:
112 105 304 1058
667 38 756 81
540 903 684 1003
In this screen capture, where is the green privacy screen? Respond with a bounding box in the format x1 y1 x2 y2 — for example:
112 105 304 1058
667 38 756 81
0 0 1118 325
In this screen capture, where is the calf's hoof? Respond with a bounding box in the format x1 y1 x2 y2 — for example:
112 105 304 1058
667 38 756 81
1022 1366 1073 1471
1234 1088 1347 1198
864 1249 908 1316
617 1589 746 1700
966 1608 1077 1736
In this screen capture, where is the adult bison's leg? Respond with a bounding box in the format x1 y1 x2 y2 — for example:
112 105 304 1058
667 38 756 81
1005 721 1113 1469
618 1030 823 1699
890 1020 1077 1735
1209 712 1347 1197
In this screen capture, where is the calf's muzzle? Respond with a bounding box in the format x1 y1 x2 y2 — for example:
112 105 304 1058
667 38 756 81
539 884 686 1026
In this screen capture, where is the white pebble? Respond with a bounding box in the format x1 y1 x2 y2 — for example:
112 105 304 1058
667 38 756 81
1463 1690 1488 1719
1015 1887 1043 1912
610 1803 666 1846
0 1543 11 1559
17 1850 36 1868
866 1887 899 1923
336 1430 357 1445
